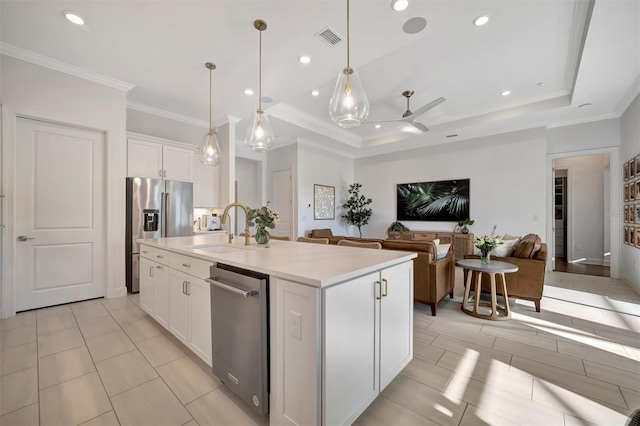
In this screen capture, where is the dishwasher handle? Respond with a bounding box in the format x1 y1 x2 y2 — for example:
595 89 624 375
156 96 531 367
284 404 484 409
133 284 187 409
206 278 258 298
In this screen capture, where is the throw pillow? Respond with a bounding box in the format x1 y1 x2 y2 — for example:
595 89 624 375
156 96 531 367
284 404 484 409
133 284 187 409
513 234 542 258
432 239 440 246
436 243 451 259
492 238 519 257
503 234 521 241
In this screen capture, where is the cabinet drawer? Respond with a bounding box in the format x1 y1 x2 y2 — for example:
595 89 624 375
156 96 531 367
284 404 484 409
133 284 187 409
140 246 170 266
170 252 212 279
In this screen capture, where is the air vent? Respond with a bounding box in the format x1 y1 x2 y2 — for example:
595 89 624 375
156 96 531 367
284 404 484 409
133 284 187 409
315 27 343 47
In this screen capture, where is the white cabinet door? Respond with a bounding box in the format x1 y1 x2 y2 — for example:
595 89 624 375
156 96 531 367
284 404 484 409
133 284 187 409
379 262 413 390
188 278 212 365
154 264 170 330
163 145 193 182
139 256 155 315
128 138 163 179
169 269 190 344
193 160 220 207
324 271 380 426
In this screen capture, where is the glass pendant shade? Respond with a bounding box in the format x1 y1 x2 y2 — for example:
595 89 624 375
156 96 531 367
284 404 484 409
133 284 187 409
329 67 369 128
198 130 221 165
245 109 275 152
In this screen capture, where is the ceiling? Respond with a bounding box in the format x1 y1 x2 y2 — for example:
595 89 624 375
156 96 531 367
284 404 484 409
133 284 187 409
1 0 638 158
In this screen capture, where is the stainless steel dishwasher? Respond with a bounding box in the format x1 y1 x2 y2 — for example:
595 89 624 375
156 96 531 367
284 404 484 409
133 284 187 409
206 263 269 416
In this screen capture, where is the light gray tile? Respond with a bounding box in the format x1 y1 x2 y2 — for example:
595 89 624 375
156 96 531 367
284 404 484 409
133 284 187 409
39 372 112 426
621 387 640 410
0 403 39 426
493 338 585 374
86 330 137 363
37 327 85 357
95 350 158 396
399 357 453 392
80 410 121 426
136 334 186 367
109 306 147 325
481 323 558 351
0 324 36 349
182 420 199 426
531 379 629 425
511 356 627 409
111 378 192 426
413 340 445 364
37 312 78 335
101 297 136 312
39 345 96 389
459 404 519 426
431 334 512 365
354 396 438 425
1 341 37 376
563 413 600 426
79 315 121 339
156 356 220 404
186 387 267 426
121 317 164 342
73 303 110 322
558 340 638 374
0 367 38 415
0 311 36 331
381 375 466 426
584 359 640 391
427 321 496 348
36 304 73 320
413 327 438 345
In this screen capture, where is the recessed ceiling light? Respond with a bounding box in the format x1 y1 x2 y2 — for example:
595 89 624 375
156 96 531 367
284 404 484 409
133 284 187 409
64 12 85 25
298 56 311 64
403 17 427 34
578 103 592 109
244 89 254 95
473 15 489 26
311 90 320 96
391 0 409 12
501 90 511 96
375 124 382 129
261 96 273 104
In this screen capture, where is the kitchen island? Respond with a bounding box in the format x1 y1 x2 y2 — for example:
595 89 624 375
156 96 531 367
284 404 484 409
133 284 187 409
138 234 416 426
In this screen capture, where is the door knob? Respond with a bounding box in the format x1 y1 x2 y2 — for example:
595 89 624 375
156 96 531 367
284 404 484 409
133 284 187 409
17 235 35 242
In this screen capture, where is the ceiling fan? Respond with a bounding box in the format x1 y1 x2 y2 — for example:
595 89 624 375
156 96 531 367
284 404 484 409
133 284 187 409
367 91 446 132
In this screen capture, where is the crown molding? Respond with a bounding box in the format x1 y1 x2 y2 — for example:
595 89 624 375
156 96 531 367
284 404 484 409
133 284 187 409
563 0 594 95
546 112 618 129
267 103 361 148
615 74 640 116
127 101 241 129
1 43 135 91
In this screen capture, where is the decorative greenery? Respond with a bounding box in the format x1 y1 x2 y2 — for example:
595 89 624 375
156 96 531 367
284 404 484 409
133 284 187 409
386 221 409 237
458 218 474 234
397 180 469 221
247 202 280 231
342 183 373 238
474 225 503 257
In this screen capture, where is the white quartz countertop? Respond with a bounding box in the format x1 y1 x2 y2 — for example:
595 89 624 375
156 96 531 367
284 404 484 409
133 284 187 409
138 235 417 288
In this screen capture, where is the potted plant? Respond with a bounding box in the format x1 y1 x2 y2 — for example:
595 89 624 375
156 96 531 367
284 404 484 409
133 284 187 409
386 221 409 238
458 218 474 234
342 183 373 238
247 201 280 246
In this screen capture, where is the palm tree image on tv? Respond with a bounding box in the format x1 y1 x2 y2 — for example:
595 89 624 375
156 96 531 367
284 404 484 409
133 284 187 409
397 179 470 221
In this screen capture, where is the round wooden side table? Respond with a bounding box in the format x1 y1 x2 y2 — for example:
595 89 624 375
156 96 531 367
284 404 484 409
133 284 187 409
456 259 519 320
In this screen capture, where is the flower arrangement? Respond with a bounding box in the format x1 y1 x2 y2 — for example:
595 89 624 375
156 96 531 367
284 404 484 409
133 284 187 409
248 202 280 230
474 225 503 263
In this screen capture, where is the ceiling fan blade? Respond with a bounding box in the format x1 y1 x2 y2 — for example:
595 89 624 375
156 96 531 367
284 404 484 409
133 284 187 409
409 97 446 118
409 120 429 132
362 119 404 125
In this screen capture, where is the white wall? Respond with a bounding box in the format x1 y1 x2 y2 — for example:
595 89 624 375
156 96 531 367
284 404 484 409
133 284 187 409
1 56 128 317
554 154 609 264
620 93 640 292
297 143 354 237
235 157 262 234
126 109 205 145
355 128 548 240
547 118 620 154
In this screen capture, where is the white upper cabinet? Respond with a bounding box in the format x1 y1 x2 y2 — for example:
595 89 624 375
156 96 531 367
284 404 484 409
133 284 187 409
127 134 193 182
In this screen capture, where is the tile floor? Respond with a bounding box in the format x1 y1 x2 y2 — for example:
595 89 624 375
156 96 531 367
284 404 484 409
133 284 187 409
1 270 639 425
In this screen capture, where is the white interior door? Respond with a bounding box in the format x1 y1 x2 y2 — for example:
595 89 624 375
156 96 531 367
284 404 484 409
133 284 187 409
271 169 292 238
16 118 105 311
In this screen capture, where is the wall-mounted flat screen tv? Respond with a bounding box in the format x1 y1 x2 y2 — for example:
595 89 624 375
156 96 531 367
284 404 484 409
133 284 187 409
396 179 470 221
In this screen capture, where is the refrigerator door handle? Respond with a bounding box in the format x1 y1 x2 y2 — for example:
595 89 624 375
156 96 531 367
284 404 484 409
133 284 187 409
164 192 170 236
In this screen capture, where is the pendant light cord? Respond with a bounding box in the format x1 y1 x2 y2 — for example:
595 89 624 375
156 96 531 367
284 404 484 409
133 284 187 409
209 67 212 133
259 28 263 112
346 0 350 71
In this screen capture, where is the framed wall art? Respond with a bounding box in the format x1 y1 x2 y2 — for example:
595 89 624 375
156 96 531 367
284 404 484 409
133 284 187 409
396 179 470 222
623 152 640 251
314 184 335 220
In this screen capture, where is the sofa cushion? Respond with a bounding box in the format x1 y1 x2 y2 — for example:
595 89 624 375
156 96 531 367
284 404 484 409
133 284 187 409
503 234 521 241
512 234 542 259
383 240 437 259
311 228 333 238
492 238 519 257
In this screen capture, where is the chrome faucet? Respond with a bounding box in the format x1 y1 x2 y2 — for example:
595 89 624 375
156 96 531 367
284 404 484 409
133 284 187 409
221 203 251 246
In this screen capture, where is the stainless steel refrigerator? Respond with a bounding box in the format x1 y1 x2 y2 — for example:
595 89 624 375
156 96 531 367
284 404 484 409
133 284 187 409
126 177 193 293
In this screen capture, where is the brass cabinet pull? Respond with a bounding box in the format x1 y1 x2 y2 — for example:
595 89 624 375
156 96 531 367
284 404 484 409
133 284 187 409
156 255 163 259
182 263 191 268
376 280 382 300
186 281 190 296
382 278 388 297
149 266 154 277
163 170 167 178
156 265 163 270
183 281 186 294
159 169 163 177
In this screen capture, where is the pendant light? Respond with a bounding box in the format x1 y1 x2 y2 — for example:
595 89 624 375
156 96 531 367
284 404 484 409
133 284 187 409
245 19 275 152
329 0 369 128
198 62 222 165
